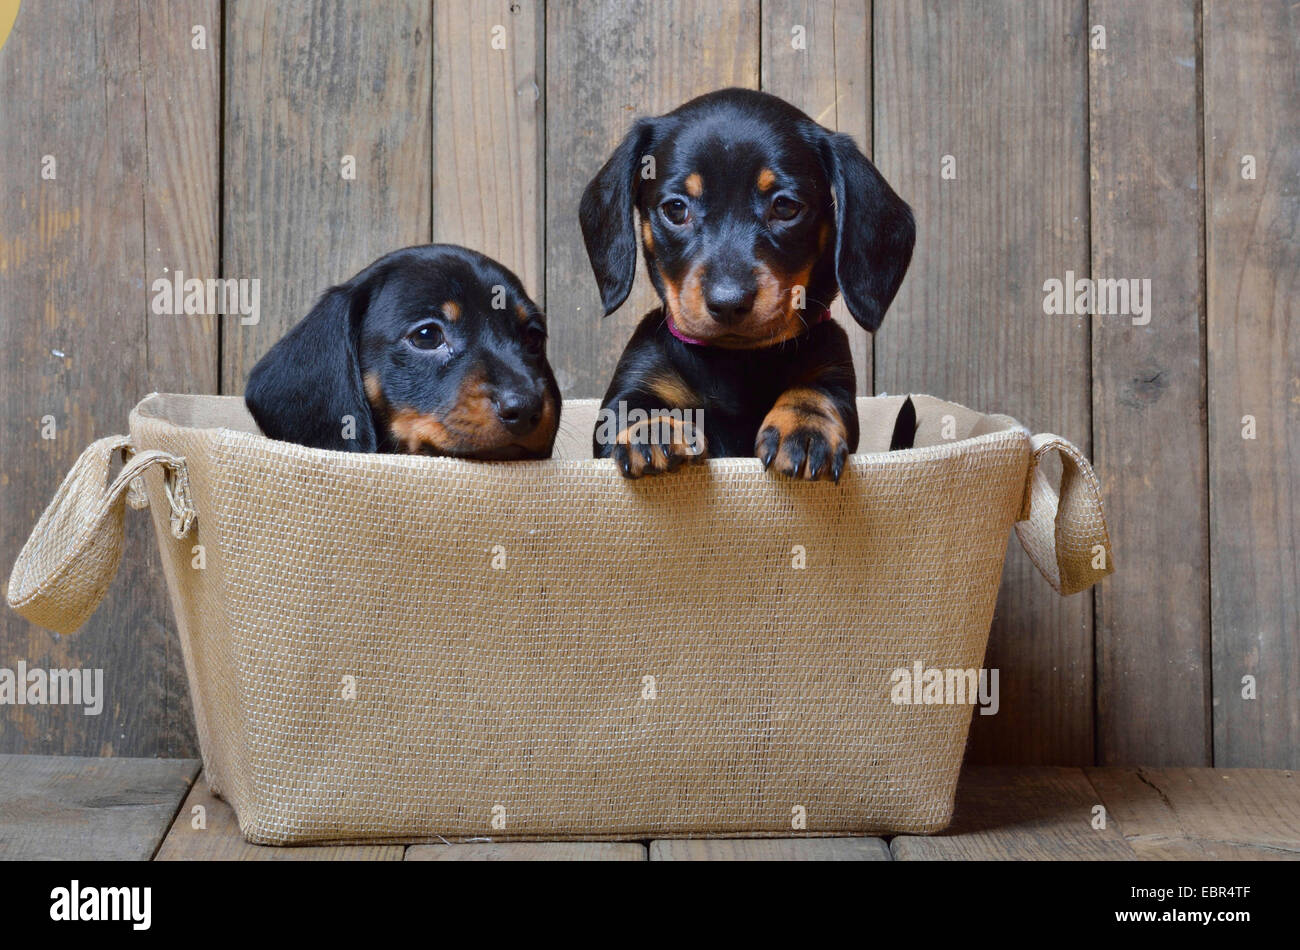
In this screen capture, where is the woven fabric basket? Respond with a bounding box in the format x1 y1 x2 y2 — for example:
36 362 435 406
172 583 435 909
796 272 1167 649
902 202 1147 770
8 392 1112 845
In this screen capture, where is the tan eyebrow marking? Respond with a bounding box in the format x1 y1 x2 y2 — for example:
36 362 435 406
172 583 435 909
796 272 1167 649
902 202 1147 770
515 302 530 323
757 167 777 192
442 301 461 321
642 219 654 252
684 172 703 197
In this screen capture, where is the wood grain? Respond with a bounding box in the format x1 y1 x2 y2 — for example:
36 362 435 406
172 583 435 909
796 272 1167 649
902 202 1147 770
0 0 213 757
761 0 873 394
1204 0 1299 768
649 837 890 861
138 0 221 759
432 0 544 299
1085 767 1300 859
873 0 1094 765
155 774 404 860
0 754 198 860
1088 0 1209 765
143 0 221 397
222 0 432 394
543 0 760 398
890 767 1136 860
407 842 647 861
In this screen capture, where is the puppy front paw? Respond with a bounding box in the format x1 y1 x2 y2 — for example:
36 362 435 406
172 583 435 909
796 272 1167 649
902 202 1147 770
755 390 851 482
611 414 707 478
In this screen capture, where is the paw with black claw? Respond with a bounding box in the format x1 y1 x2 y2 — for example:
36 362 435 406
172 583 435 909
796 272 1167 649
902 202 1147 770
612 415 707 478
755 390 851 482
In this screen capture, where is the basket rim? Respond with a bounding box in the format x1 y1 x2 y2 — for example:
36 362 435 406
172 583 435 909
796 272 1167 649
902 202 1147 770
130 391 1031 474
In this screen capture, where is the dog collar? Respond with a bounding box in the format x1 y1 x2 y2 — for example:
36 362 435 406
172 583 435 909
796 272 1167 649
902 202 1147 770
665 309 833 347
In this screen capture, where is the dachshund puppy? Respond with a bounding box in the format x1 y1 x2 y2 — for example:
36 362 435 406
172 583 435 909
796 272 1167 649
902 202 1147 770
245 244 560 458
580 88 915 480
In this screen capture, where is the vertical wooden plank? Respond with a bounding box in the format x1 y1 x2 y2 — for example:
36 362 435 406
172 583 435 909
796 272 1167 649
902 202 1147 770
1205 0 1299 768
873 1 1093 763
223 0 432 393
1 1 217 756
140 0 222 757
544 0 761 399
432 0 544 301
1088 1 1209 765
761 0 873 395
144 1 222 397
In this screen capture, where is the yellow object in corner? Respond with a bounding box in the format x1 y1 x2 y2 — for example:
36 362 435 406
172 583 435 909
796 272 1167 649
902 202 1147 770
0 1 20 55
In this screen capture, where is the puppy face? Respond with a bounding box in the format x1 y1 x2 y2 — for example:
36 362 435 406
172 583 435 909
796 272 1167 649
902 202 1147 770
580 88 915 346
245 245 560 458
638 105 835 347
356 253 559 458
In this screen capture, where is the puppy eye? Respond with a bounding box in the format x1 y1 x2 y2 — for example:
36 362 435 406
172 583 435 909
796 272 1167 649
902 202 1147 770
660 198 690 226
407 323 446 351
523 325 547 354
771 195 804 222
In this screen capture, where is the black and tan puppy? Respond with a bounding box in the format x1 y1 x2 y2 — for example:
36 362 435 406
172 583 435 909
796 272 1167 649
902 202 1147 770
245 244 560 458
581 88 914 480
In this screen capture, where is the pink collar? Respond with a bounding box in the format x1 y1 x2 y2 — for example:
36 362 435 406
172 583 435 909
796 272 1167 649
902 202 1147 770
666 309 833 346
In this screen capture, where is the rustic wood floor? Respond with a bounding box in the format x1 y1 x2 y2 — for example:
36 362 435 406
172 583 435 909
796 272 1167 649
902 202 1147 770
2 755 1296 861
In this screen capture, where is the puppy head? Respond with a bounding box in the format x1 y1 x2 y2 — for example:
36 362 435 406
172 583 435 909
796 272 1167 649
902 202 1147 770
579 88 915 347
245 245 560 458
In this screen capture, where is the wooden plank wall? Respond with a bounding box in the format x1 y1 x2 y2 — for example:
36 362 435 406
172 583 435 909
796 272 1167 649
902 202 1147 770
1204 0 1298 767
0 1 219 757
0 1 1295 769
1089 0 1210 766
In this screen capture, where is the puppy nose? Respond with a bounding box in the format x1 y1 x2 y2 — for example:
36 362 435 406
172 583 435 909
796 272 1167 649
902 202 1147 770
704 280 757 325
494 389 543 435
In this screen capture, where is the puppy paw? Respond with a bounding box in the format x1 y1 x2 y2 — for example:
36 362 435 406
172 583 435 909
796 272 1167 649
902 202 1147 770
612 415 707 478
755 389 851 482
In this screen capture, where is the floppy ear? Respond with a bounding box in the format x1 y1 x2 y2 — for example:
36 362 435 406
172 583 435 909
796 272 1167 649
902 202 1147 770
579 118 657 316
821 131 916 332
244 282 378 452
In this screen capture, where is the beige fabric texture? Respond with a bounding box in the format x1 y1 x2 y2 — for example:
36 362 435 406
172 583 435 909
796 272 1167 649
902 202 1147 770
8 393 1114 845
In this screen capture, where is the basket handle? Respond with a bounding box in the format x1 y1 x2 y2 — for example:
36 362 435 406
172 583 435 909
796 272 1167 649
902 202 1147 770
1015 433 1115 596
6 435 195 635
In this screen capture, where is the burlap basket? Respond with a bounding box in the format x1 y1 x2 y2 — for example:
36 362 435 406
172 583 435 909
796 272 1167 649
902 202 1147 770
8 392 1113 845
